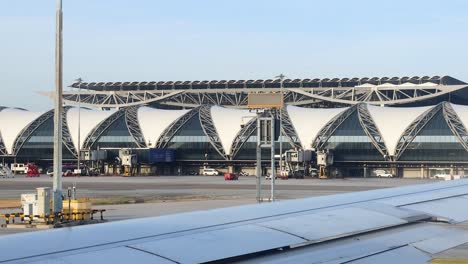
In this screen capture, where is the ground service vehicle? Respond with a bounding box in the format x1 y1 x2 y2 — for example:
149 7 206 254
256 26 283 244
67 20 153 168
202 168 219 176
62 170 74 177
279 170 289 180
224 173 238 181
26 164 40 177
10 163 28 174
49 165 96 177
310 168 318 177
433 173 451 180
374 169 393 178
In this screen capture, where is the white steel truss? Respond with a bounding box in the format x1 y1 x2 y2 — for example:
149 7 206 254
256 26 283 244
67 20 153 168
356 104 389 159
62 106 78 158
199 105 227 160
59 76 468 108
0 133 6 156
279 109 302 150
56 90 184 108
125 106 147 148
443 102 468 152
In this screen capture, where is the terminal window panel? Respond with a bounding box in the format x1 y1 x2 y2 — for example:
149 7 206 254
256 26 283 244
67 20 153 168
16 118 75 160
322 112 384 162
399 111 468 161
167 114 223 160
233 134 295 160
95 116 138 148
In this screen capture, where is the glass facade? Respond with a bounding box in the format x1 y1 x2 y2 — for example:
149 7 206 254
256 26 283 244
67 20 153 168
323 111 384 162
93 115 138 149
16 118 75 160
8 105 467 165
234 133 295 160
399 110 468 161
167 114 224 160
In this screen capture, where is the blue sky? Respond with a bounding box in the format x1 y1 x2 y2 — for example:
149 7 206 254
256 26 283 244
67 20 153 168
1 0 468 110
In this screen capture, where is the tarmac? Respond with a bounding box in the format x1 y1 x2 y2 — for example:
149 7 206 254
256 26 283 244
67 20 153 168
2 175 468 262
0 175 436 236
0 174 435 201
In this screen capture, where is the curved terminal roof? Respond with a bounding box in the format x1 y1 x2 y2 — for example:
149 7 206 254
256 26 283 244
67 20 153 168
210 106 254 155
366 104 433 156
70 76 464 91
2 103 466 159
67 108 115 149
0 109 43 154
62 76 468 109
287 105 347 149
137 107 189 147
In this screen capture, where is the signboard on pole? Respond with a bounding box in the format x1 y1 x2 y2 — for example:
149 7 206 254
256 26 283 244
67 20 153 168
247 93 284 109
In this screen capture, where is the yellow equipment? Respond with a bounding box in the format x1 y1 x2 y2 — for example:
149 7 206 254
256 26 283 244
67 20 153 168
122 165 138 176
123 165 131 176
62 198 92 220
319 166 328 179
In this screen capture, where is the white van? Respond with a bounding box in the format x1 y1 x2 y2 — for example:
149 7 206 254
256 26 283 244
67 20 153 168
374 169 393 178
11 163 28 174
433 173 451 181
202 168 219 176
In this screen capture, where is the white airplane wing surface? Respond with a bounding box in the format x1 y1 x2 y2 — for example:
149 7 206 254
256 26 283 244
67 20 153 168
1 179 468 263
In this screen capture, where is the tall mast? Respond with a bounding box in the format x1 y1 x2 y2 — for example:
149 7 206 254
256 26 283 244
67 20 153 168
53 0 63 214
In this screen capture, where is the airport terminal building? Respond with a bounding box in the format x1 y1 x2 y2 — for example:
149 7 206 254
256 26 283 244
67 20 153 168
2 75 468 177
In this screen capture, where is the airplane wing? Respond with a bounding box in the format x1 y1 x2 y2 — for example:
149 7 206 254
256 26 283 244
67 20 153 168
1 179 468 263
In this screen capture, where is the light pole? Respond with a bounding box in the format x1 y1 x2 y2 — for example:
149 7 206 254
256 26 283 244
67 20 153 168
75 78 82 166
269 111 276 202
53 0 64 214
275 74 285 174
74 77 83 200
